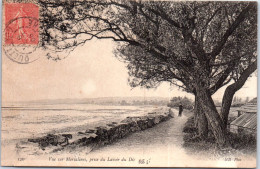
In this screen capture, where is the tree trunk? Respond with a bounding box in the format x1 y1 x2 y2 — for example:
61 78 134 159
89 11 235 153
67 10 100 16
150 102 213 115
221 61 257 129
196 86 227 147
221 85 236 128
194 95 208 139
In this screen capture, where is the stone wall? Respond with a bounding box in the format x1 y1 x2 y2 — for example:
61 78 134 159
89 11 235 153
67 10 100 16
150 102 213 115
28 108 174 152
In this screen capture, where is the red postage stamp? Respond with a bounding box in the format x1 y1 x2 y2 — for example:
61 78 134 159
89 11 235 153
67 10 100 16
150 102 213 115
5 3 39 45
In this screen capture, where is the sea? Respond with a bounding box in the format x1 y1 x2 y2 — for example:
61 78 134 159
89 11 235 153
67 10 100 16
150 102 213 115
1 103 159 149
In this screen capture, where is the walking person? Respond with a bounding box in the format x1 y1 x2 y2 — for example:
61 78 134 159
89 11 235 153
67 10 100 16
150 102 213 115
178 104 183 117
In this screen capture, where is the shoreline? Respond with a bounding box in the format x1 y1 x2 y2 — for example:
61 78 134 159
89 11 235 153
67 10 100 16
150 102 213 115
23 107 174 155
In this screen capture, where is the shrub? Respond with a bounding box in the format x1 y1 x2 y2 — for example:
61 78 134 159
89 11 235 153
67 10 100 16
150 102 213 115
167 96 194 110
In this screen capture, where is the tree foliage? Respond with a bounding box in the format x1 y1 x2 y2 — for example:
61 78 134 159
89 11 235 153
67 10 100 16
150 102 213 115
39 0 256 93
167 97 194 110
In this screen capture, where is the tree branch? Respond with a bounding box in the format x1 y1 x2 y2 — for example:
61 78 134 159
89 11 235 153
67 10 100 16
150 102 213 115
209 61 237 94
211 2 255 59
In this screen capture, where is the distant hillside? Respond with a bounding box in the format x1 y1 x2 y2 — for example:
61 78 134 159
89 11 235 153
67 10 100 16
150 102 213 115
249 97 257 104
16 97 171 106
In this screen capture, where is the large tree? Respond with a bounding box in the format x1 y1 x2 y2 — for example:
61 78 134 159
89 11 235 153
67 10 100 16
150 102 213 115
37 0 257 147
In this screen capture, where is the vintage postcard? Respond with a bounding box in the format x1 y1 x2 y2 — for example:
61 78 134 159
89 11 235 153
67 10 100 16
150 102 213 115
1 0 257 167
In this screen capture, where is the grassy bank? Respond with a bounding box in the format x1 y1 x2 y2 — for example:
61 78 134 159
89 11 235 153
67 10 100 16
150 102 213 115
182 116 256 158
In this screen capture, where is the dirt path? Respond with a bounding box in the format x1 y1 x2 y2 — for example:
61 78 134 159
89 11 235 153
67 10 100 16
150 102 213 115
87 110 192 166
94 109 187 152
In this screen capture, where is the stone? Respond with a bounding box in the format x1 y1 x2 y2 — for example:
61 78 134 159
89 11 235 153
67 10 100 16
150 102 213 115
85 129 96 133
28 109 172 152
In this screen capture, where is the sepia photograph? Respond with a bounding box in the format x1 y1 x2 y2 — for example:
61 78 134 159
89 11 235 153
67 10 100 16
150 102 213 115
1 0 257 167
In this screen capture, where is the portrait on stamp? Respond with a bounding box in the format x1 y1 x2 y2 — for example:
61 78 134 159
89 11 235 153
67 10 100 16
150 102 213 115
1 0 257 168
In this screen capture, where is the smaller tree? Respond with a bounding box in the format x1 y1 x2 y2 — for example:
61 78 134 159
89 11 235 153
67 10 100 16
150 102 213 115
167 97 194 110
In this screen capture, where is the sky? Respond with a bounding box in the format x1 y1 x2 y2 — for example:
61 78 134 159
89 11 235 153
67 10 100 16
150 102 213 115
2 39 257 103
